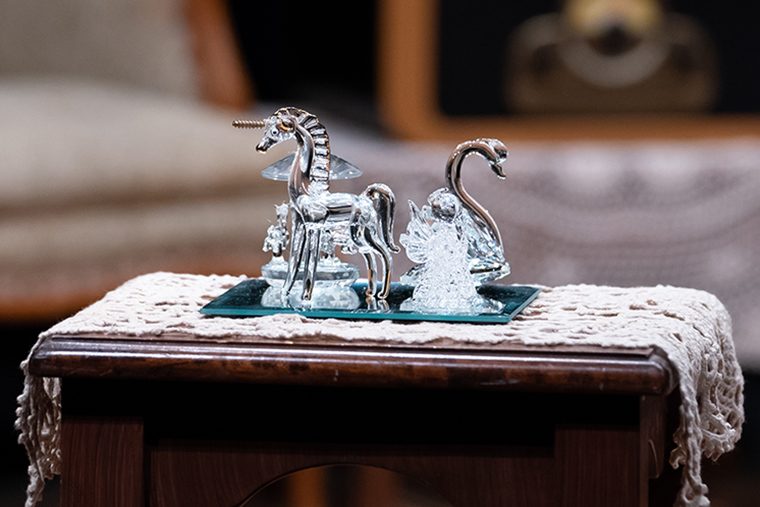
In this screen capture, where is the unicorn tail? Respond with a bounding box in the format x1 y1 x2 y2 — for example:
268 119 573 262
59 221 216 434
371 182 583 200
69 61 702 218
364 183 400 253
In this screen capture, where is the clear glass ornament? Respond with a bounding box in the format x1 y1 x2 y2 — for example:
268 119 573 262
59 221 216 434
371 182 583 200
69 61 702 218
399 139 510 314
235 108 398 308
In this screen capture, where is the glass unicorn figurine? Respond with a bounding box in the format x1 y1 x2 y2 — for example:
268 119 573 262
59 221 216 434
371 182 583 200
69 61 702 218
234 107 399 307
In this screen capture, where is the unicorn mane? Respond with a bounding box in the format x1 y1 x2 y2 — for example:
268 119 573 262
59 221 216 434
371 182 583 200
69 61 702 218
274 107 331 184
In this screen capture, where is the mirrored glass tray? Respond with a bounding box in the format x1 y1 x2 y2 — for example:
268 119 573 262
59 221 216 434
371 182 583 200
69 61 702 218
201 279 540 324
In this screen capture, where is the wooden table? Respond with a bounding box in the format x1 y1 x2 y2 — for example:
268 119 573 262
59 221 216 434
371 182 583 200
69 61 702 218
29 333 681 507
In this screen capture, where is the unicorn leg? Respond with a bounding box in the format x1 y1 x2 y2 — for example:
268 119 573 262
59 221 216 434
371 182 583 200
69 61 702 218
365 227 394 299
362 251 377 297
350 218 376 298
285 220 306 298
300 226 322 300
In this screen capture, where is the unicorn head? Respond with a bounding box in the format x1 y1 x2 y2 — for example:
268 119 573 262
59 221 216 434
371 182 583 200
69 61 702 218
234 107 330 183
232 107 305 153
255 108 301 153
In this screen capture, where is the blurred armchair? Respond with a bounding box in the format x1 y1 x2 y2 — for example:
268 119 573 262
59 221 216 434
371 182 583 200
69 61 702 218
0 0 284 321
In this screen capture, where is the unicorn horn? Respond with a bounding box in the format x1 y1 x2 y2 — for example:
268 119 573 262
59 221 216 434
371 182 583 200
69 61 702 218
232 119 266 129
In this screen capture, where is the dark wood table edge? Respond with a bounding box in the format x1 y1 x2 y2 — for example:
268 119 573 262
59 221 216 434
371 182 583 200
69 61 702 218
29 334 676 396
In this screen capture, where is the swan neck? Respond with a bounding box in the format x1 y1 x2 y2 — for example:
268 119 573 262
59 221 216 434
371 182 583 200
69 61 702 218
446 147 504 251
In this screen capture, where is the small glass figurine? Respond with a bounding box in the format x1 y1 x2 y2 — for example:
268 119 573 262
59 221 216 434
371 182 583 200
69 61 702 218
234 107 399 308
261 203 289 275
399 138 509 314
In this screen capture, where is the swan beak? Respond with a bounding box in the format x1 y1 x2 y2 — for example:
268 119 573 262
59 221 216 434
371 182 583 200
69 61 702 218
491 161 507 179
488 141 508 178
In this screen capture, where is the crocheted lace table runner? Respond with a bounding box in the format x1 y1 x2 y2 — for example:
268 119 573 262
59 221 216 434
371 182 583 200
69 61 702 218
17 272 744 507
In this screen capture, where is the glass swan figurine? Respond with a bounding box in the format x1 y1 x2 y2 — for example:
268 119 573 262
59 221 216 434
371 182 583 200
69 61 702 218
399 138 510 314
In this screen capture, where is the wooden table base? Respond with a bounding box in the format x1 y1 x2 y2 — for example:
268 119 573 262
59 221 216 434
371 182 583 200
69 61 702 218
59 378 678 507
31 335 680 507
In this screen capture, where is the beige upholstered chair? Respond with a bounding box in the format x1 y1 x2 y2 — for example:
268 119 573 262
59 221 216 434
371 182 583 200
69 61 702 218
0 0 288 320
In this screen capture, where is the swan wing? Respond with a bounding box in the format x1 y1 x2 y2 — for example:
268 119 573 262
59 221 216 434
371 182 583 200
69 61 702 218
399 200 432 264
